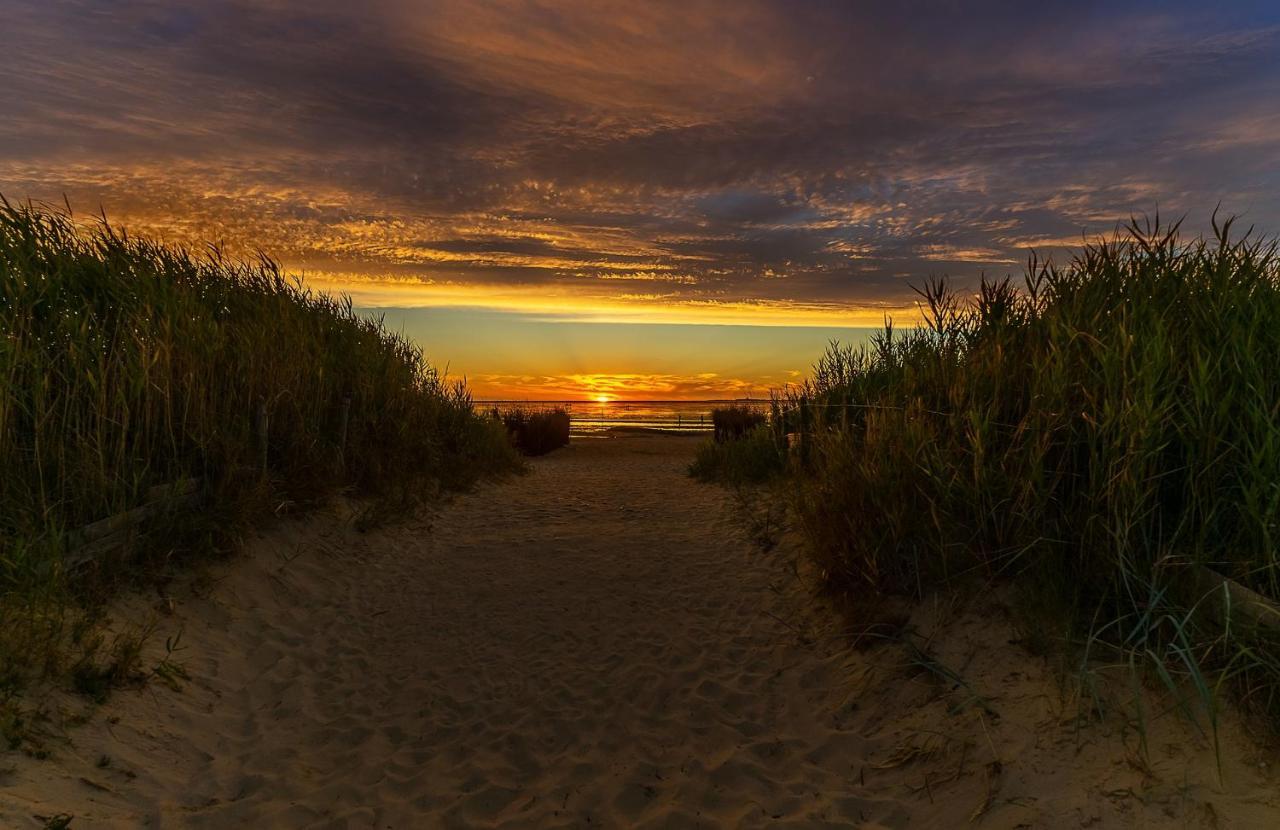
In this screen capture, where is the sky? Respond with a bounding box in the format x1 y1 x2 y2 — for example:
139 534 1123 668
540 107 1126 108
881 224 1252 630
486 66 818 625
3 1 1279 399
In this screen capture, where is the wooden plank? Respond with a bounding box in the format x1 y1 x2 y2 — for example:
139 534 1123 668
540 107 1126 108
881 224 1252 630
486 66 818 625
79 503 157 542
65 478 204 569
78 479 201 542
64 530 131 571
1191 565 1280 633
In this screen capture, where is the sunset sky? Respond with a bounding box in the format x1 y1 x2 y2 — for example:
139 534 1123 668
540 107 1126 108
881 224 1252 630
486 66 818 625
4 1 1279 399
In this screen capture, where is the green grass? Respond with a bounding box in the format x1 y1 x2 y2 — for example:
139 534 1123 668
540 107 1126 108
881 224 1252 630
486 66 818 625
690 424 786 486
706 214 1280 738
0 200 520 721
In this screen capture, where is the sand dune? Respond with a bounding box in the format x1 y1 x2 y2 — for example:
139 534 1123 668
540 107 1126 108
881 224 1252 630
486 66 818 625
2 434 1277 827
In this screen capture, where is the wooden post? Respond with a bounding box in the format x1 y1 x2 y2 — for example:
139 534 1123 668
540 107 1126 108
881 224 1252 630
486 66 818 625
1192 566 1280 633
338 396 351 468
256 401 269 477
800 400 809 461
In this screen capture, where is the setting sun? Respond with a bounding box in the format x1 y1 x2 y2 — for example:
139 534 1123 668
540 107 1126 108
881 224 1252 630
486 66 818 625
5 2 1280 825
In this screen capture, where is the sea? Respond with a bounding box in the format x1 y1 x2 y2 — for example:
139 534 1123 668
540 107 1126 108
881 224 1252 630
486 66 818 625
479 400 770 434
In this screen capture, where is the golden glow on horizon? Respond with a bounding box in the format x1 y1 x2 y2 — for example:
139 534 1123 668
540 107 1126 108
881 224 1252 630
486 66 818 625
9 1 1272 406
471 372 779 402
300 273 920 328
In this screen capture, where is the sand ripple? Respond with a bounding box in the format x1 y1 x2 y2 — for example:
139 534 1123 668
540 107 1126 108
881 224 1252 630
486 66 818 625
2 435 1276 828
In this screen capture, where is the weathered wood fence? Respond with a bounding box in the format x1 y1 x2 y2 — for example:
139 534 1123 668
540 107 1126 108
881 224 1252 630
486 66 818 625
65 477 204 570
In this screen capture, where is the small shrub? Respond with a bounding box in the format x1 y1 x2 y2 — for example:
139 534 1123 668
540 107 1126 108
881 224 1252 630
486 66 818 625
690 425 785 485
502 408 571 456
711 405 766 442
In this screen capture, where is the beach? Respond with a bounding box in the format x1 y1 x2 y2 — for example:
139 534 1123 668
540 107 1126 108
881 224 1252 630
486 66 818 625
2 434 1276 828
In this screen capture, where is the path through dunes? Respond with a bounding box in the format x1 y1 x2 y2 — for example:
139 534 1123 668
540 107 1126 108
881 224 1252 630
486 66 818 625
2 435 1277 828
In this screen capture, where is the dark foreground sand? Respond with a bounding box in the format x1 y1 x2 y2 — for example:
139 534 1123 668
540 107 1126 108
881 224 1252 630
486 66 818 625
2 434 1277 827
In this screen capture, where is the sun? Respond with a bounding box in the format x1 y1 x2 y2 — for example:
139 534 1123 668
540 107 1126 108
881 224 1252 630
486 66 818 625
595 394 610 404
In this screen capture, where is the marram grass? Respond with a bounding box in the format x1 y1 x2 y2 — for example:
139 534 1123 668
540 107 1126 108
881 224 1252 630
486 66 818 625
690 422 785 486
712 215 1280 735
498 407 571 456
0 200 519 711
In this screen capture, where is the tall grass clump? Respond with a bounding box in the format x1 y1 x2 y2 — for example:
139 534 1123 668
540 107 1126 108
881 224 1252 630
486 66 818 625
690 424 785 486
499 407 571 456
711 405 766 443
0 201 519 700
780 215 1280 725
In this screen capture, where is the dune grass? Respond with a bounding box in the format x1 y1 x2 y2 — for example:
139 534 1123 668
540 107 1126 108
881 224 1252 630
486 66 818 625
692 405 780 485
690 423 785 486
0 200 519 723
710 405 766 443
704 215 1280 735
498 407 571 456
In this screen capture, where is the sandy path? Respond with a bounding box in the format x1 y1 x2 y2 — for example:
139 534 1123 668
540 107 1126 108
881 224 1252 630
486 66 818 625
2 434 1278 828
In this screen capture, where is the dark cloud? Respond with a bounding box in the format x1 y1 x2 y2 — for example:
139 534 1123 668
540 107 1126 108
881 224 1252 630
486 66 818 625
2 0 1279 314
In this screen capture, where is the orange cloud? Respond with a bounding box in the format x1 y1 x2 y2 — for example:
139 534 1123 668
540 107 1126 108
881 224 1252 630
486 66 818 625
299 272 916 327
470 372 771 401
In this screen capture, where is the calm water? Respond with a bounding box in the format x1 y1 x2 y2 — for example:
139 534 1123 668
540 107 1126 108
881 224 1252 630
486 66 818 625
480 400 769 433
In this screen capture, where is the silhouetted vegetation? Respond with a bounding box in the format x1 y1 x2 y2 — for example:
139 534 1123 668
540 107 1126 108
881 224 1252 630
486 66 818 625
501 408 571 456
703 215 1280 735
689 425 785 485
0 201 520 721
711 405 766 442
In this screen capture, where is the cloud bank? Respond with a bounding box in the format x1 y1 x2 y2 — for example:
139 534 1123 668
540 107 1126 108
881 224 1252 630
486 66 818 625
3 0 1279 322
